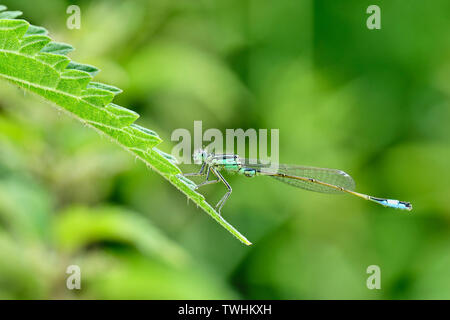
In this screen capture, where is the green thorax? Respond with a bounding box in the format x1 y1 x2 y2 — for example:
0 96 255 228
207 154 257 177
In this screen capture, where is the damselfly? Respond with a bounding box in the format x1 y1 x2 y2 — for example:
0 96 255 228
184 149 412 214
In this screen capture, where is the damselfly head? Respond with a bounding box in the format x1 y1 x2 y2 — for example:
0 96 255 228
193 148 208 164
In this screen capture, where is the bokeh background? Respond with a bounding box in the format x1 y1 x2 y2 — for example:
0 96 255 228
0 0 449 299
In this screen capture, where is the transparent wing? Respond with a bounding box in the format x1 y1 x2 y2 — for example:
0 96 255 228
241 159 356 194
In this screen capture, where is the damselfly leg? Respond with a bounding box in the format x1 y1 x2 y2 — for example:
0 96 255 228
183 165 232 215
210 168 232 215
195 166 220 189
183 162 206 177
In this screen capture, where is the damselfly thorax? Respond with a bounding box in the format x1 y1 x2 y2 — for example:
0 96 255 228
206 154 258 177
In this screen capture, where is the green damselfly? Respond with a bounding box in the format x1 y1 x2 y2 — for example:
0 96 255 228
184 149 412 214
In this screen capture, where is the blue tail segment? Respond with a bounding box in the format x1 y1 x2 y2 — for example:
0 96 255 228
370 197 412 211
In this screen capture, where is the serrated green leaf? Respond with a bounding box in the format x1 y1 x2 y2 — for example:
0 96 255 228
58 69 92 94
0 20 28 50
19 35 51 55
104 103 139 126
41 42 74 55
154 148 179 165
130 123 159 139
67 61 99 76
88 82 123 95
0 11 22 19
81 87 115 107
25 25 48 36
35 52 70 71
0 10 252 245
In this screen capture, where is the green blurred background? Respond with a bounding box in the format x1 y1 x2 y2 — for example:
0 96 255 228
0 0 449 299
